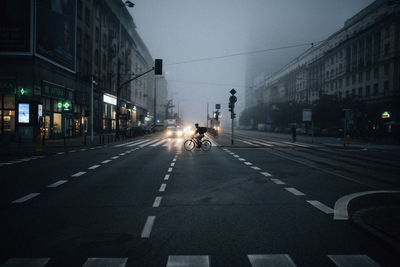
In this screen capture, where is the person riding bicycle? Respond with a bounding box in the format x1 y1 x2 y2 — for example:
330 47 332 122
194 123 207 148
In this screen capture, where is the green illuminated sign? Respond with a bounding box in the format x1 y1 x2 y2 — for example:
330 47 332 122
381 111 390 119
63 102 71 110
57 101 71 111
57 102 63 108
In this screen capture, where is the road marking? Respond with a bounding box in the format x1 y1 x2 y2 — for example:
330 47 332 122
89 147 95 150
114 139 142 147
164 174 170 180
9 160 23 163
307 200 334 214
69 150 76 153
251 166 261 170
168 168 173 172
261 172 272 177
151 139 170 146
119 153 126 156
140 139 161 147
153 196 162 207
333 190 400 220
233 155 239 157
239 140 260 147
57 152 65 155
101 160 111 164
238 158 246 161
141 216 156 238
248 254 296 267
244 162 253 165
172 158 177 162
163 139 175 147
80 148 87 151
159 183 167 192
285 187 305 196
82 257 128 267
270 178 285 185
12 193 40 203
111 156 119 159
328 255 380 267
2 258 50 267
47 180 68 188
126 139 152 147
88 165 101 170
251 140 274 147
170 163 175 167
71 171 86 177
283 141 310 148
167 255 210 267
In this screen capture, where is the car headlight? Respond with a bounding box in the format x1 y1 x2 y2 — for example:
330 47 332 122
167 131 172 135
189 130 195 135
178 131 183 136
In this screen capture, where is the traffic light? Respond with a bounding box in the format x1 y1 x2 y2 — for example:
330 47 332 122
154 59 163 75
229 103 233 112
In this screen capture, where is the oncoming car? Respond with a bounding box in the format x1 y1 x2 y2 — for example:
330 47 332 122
165 126 183 138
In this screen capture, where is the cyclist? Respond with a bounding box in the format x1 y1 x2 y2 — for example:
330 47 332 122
194 123 207 148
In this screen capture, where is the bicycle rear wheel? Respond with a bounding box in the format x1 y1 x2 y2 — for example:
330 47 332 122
184 139 195 151
201 140 212 151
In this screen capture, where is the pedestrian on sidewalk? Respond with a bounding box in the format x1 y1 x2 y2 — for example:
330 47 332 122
291 125 296 142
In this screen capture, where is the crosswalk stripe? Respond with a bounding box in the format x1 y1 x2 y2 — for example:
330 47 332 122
82 258 128 267
114 139 143 147
282 141 310 148
167 255 210 267
151 139 170 146
139 139 160 147
175 139 183 147
237 139 260 146
1 258 50 267
126 139 151 147
163 139 175 147
248 254 296 267
328 255 380 267
251 140 274 147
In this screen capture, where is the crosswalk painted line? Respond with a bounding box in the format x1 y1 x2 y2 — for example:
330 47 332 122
251 140 274 147
82 258 128 267
1 258 50 267
126 139 151 147
12 193 40 203
248 254 296 267
307 200 334 214
238 139 260 146
167 255 210 267
163 139 176 147
139 139 160 147
114 139 144 147
47 180 68 188
151 139 170 146
328 255 380 267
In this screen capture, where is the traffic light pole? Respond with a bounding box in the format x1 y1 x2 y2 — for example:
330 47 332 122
231 107 234 145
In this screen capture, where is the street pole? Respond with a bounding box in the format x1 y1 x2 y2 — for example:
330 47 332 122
90 76 94 144
153 77 157 126
115 4 122 140
207 102 209 128
231 113 234 145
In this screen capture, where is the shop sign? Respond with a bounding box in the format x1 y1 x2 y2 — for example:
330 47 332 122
42 81 66 99
103 94 117 105
381 111 390 119
18 103 30 123
57 101 72 111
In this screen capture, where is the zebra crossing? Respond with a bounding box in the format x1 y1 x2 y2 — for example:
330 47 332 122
114 138 217 149
0 254 381 266
235 137 318 148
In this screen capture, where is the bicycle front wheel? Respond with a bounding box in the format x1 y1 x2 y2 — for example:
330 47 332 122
201 140 212 151
184 139 195 151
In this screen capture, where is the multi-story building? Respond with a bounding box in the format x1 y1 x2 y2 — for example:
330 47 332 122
246 0 399 138
0 0 162 142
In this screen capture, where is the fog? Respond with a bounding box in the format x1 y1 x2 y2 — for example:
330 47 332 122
130 0 374 127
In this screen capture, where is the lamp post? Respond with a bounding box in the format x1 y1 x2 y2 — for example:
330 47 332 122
90 76 97 144
116 1 135 139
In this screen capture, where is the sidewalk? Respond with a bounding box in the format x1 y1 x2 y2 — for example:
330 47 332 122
0 134 132 161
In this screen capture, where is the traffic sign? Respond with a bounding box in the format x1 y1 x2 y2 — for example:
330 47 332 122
230 88 236 95
229 95 237 103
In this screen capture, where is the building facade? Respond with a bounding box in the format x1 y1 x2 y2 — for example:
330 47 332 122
0 0 163 142
246 0 400 139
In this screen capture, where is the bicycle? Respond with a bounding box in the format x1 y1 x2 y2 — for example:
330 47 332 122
184 135 212 151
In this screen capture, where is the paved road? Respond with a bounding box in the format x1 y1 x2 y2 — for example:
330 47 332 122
0 131 399 266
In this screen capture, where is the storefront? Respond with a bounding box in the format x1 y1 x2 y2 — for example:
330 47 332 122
102 93 117 132
41 80 74 139
0 79 16 137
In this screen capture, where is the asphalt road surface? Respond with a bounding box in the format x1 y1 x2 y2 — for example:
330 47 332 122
1 131 399 266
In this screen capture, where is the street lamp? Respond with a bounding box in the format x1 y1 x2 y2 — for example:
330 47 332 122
116 1 135 139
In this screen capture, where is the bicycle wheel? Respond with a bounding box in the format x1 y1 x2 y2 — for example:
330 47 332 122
184 139 195 151
201 140 212 151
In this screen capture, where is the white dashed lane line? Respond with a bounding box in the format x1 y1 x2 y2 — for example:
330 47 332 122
71 171 86 177
238 158 246 161
170 163 175 167
159 183 167 192
152 196 162 207
271 178 285 185
244 162 253 166
168 168 173 172
88 165 101 170
141 216 156 238
12 193 40 203
285 187 305 196
261 172 272 177
57 152 65 155
69 150 76 153
111 156 119 159
307 200 334 214
251 166 261 170
172 158 177 162
47 180 68 188
164 174 170 180
101 160 111 164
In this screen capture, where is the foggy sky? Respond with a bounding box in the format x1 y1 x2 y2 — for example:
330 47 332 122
130 0 374 127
